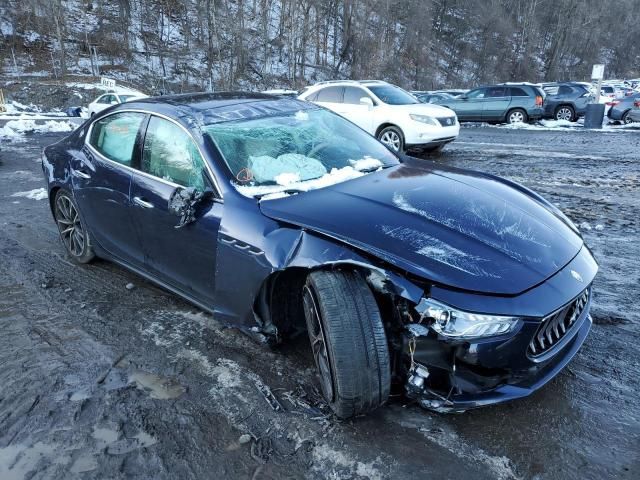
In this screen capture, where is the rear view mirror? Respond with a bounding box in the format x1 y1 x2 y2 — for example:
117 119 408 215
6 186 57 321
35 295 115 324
168 187 214 228
360 97 374 107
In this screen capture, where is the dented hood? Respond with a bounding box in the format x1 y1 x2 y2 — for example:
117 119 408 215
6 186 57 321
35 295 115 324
259 163 584 295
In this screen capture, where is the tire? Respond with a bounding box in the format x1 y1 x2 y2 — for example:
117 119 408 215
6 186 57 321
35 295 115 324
506 108 528 124
377 126 404 153
302 270 390 418
53 189 95 264
622 110 634 124
555 105 575 122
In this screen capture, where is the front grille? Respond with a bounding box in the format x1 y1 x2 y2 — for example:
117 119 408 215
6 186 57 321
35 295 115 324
437 116 456 127
528 288 590 357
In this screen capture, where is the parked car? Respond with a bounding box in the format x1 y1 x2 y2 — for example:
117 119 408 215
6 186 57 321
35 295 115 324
541 82 593 121
432 83 545 123
298 80 459 153
88 92 147 116
628 99 640 122
600 85 620 99
607 92 640 123
43 92 597 418
433 89 468 97
412 91 457 104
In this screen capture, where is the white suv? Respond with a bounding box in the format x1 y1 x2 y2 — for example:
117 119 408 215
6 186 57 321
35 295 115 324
88 92 147 116
298 80 459 153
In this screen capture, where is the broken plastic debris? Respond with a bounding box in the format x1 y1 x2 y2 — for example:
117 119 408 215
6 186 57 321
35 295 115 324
168 187 211 228
406 323 430 337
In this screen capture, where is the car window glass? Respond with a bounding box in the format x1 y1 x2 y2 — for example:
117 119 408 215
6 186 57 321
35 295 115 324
367 85 419 105
558 86 573 95
204 108 399 188
316 86 344 103
142 116 206 190
510 87 529 97
488 87 508 97
89 112 144 166
97 95 110 104
467 88 486 99
343 87 370 105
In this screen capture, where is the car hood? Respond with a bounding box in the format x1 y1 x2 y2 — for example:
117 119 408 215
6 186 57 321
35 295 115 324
259 162 583 295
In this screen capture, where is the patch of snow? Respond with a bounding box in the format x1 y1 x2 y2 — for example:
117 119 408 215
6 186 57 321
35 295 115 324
580 221 592 231
294 110 309 121
0 119 75 139
274 172 301 185
311 444 384 480
238 165 367 198
11 188 48 200
595 224 604 231
349 156 383 171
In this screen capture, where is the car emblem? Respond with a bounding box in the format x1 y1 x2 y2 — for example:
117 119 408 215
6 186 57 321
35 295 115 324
571 270 583 283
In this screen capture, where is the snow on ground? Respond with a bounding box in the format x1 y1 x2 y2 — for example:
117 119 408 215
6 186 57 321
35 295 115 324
464 118 640 133
11 188 48 200
0 119 76 142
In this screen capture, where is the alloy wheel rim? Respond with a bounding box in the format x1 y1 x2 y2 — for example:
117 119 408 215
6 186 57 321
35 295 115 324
557 108 572 121
623 112 633 124
302 285 335 402
55 195 85 257
380 131 400 151
510 111 524 123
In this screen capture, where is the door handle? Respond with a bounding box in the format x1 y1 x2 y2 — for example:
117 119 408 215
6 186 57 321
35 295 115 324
133 196 154 209
71 168 91 179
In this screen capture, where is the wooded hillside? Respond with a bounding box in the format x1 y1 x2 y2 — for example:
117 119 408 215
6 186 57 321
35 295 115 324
1 0 638 92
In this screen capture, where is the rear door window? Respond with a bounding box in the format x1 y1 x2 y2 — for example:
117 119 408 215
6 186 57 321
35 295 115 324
88 112 145 166
510 87 529 97
315 86 344 103
558 85 573 95
141 116 206 190
343 87 371 105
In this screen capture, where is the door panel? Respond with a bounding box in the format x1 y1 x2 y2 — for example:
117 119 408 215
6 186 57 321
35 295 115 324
73 112 146 265
482 87 512 121
130 174 221 304
451 88 486 121
337 87 374 133
130 115 221 304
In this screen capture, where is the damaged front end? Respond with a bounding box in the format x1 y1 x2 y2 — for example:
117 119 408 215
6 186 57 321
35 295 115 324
398 285 593 413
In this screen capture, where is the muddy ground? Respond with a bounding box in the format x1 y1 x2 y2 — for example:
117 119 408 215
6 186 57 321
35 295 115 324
0 125 638 480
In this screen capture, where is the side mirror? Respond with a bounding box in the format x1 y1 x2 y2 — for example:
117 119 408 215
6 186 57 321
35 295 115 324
359 97 374 107
168 187 214 228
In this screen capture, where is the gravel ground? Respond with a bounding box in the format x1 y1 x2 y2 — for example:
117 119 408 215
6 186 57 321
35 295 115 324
0 125 639 480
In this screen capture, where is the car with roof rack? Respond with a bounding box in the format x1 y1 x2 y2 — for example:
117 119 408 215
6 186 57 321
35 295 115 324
298 80 459 153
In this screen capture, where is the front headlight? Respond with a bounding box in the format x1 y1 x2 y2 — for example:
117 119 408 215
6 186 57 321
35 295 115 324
415 298 520 339
410 114 439 126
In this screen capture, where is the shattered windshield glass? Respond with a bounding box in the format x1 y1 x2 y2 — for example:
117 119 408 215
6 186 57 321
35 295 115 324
203 108 399 198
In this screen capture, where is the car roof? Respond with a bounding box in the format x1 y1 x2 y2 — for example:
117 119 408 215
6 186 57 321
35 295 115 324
121 91 316 125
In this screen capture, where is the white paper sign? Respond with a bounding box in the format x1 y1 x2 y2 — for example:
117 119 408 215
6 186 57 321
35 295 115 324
100 77 116 88
591 64 604 80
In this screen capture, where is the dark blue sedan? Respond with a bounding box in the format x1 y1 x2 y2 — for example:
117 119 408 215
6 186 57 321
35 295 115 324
43 93 598 417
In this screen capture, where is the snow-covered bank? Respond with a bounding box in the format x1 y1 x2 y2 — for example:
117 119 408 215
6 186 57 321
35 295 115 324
0 119 76 142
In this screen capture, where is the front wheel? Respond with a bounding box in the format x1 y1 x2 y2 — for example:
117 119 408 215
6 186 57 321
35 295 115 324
54 190 95 264
302 270 390 418
506 108 528 124
377 126 404 153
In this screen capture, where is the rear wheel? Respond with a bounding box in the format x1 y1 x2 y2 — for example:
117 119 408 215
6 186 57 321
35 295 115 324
555 105 575 121
54 190 95 264
302 270 390 418
622 110 634 124
506 108 528 124
377 126 404 153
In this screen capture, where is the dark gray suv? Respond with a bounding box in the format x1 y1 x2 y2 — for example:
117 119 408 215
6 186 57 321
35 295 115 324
542 82 593 122
433 84 544 124
607 92 640 124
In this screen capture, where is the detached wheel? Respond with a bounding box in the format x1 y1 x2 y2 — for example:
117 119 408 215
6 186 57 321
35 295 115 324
302 270 390 418
377 126 404 153
506 108 528 124
54 190 95 264
555 105 575 121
